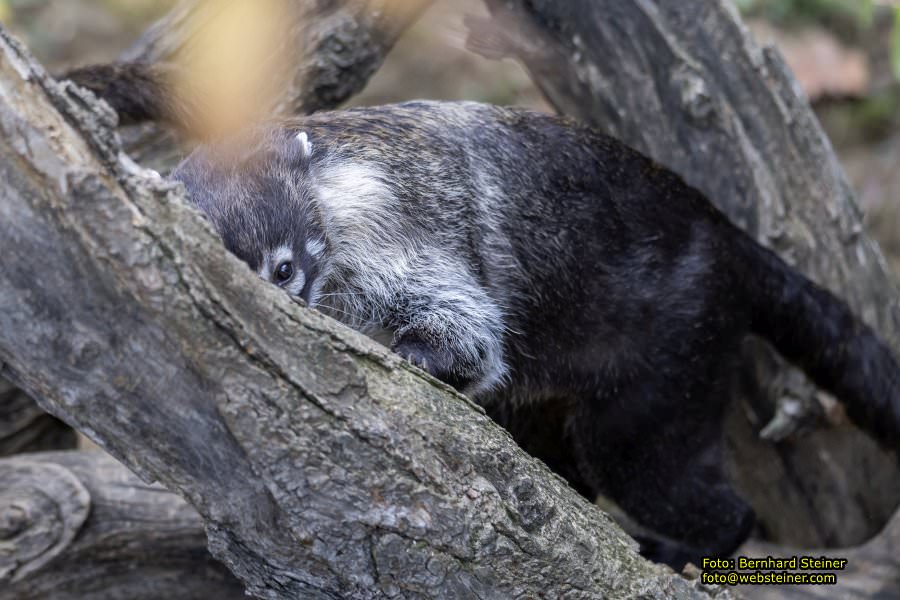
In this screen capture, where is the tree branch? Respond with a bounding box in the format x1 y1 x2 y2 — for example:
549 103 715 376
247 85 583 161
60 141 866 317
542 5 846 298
0 27 727 599
115 0 436 172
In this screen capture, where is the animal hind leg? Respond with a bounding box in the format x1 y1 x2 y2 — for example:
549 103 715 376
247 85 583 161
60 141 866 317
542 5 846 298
568 373 755 570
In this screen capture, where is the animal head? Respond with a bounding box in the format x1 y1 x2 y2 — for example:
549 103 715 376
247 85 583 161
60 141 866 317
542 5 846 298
173 129 328 303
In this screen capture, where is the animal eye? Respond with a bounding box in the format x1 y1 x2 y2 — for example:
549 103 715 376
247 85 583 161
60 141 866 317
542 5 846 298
275 261 294 283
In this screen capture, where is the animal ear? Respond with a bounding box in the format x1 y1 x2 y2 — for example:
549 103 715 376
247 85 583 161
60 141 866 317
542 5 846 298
296 131 313 159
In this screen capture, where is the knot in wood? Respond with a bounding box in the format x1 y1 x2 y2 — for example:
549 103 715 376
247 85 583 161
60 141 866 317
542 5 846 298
0 504 28 539
673 68 715 123
0 459 90 582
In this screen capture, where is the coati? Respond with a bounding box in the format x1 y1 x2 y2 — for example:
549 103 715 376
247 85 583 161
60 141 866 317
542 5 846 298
67 67 900 569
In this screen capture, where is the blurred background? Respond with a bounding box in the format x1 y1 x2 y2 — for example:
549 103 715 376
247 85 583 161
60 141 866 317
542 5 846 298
3 0 899 274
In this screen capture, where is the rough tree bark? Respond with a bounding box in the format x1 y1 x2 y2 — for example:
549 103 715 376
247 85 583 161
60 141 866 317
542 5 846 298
468 0 900 550
0 451 245 600
0 27 727 600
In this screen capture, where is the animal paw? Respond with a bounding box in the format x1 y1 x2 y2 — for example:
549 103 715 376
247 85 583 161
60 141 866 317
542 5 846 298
392 338 455 385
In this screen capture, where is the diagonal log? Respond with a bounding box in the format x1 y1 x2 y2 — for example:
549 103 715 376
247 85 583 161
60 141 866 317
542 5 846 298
468 0 900 549
0 27 728 600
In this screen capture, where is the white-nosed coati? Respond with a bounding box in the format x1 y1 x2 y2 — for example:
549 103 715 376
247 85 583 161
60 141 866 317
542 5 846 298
65 64 900 570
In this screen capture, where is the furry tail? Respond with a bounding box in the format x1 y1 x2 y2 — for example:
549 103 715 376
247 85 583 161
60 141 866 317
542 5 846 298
61 62 181 126
736 233 900 448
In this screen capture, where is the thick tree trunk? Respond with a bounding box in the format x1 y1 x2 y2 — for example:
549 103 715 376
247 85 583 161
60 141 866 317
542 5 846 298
0 27 726 600
469 0 900 550
0 451 245 600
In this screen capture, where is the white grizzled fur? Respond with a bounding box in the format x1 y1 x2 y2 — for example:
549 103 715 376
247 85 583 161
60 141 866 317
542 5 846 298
306 237 326 258
309 158 510 395
296 131 313 157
